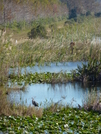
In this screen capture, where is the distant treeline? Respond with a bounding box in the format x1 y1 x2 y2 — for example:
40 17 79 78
0 0 68 24
0 0 101 24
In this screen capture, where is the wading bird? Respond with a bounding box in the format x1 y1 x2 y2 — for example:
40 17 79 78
32 98 39 107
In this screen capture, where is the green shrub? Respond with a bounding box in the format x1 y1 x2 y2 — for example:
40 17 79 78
72 46 101 82
69 8 77 20
95 12 101 17
86 11 91 16
28 24 47 39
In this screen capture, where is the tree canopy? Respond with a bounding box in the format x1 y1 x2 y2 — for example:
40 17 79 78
0 0 100 24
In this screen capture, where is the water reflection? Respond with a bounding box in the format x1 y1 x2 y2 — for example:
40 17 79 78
8 82 101 108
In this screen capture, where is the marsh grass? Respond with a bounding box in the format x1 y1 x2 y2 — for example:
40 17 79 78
13 17 101 63
83 89 101 112
0 16 101 83
72 45 101 82
0 87 43 117
9 104 43 117
1 16 101 131
1 16 101 132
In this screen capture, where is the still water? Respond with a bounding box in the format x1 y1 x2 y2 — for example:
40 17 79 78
9 61 87 74
8 82 101 108
8 61 101 108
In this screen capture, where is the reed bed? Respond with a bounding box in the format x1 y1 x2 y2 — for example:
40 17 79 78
0 16 101 85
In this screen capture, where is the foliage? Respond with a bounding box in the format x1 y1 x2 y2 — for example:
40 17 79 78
86 11 91 16
9 72 72 85
0 34 11 85
83 89 101 112
0 107 101 133
31 17 56 26
0 86 43 117
0 0 68 24
7 21 28 30
28 24 47 39
72 46 101 82
69 8 77 20
62 0 99 15
0 16 101 85
95 12 101 17
49 23 57 32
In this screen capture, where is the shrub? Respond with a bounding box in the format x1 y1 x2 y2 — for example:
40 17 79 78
28 24 47 39
69 8 77 20
86 11 91 16
72 46 101 82
95 12 101 17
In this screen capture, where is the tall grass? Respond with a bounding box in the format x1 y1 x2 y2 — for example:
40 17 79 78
72 45 101 82
0 87 43 117
0 16 101 117
83 89 101 112
0 16 101 83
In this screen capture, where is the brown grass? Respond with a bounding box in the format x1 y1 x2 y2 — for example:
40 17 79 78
82 89 101 112
0 87 43 117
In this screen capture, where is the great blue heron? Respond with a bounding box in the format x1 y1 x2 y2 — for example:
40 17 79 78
32 98 39 107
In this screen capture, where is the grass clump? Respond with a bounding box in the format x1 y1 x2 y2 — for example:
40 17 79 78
72 46 101 82
83 89 101 113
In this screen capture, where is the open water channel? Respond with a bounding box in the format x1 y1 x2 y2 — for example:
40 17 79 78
8 61 101 107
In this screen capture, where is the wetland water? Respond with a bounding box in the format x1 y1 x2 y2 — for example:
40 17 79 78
9 61 87 74
8 82 101 107
8 61 101 107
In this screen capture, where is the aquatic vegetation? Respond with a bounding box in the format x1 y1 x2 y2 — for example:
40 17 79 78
83 89 101 112
0 107 101 133
9 72 72 84
0 16 101 86
0 14 101 134
72 46 101 82
0 84 101 133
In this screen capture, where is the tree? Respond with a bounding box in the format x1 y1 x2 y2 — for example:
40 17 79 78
61 0 99 15
69 8 77 19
